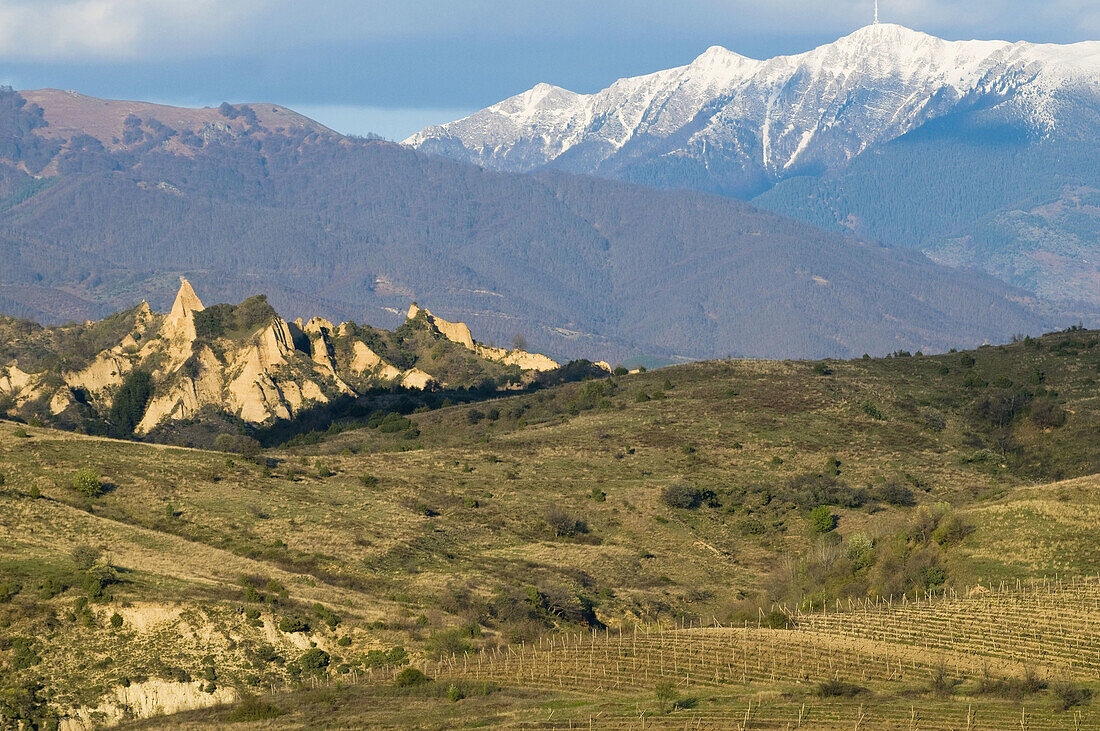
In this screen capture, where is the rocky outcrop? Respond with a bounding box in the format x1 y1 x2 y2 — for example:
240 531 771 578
351 341 402 381
225 319 302 424
406 304 560 372
0 283 590 435
399 368 435 390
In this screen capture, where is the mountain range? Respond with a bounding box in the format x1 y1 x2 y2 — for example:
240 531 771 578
0 82 1081 363
407 24 1100 308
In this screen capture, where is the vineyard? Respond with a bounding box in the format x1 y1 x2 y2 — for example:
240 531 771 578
798 575 1100 680
370 577 1100 729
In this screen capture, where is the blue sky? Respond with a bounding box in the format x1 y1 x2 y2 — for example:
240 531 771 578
2 0 1097 140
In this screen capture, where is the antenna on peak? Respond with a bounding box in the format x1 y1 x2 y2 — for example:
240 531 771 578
874 0 880 25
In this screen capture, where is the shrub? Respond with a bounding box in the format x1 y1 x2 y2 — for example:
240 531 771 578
213 434 262 457
226 694 283 722
0 581 20 603
590 487 606 502
278 615 310 633
13 427 29 438
812 362 833 376
71 544 103 571
784 472 868 510
809 506 837 533
874 479 916 507
846 533 874 560
816 680 866 697
1031 399 1068 428
861 401 886 420
446 683 464 702
394 667 429 687
761 609 793 629
931 514 972 546
71 468 103 497
545 507 589 537
975 669 1046 699
83 564 119 599
109 612 123 628
427 628 473 658
312 602 340 628
654 680 679 713
1052 682 1093 710
928 664 960 697
299 648 330 673
359 473 379 488
660 481 706 509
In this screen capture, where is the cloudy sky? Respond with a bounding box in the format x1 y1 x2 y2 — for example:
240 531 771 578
2 0 1097 139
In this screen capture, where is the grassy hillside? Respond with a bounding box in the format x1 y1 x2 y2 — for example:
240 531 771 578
0 327 1097 727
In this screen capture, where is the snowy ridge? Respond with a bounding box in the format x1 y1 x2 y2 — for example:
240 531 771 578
405 24 1100 186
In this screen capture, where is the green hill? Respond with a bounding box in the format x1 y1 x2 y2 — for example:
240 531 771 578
0 327 1097 727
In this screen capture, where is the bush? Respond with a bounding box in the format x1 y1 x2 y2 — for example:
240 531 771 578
213 434 262 457
654 680 679 713
861 401 886 420
874 479 916 507
929 664 960 697
809 506 837 533
71 544 103 571
817 680 866 697
299 648 330 673
83 563 119 599
394 667 430 687
660 481 710 509
359 473 379 488
278 615 310 633
761 609 793 629
226 694 283 722
312 602 340 628
784 473 868 510
0 581 21 603
545 507 589 537
590 487 606 502
931 514 971 546
71 468 103 497
975 669 1046 699
446 683 464 702
846 533 874 560
1031 399 1068 428
109 612 123 628
1052 682 1093 710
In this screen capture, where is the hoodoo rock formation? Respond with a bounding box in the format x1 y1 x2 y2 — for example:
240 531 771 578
0 282 571 438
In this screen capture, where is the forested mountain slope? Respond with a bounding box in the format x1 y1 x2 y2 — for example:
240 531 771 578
408 24 1100 308
0 89 1067 362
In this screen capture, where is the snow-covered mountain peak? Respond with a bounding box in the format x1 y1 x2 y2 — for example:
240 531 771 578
406 25 1100 187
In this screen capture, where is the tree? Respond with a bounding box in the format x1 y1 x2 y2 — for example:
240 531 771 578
71 468 102 498
511 333 528 351
809 506 837 533
109 370 153 436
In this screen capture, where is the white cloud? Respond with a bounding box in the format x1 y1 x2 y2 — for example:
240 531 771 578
0 0 1092 62
0 0 265 59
